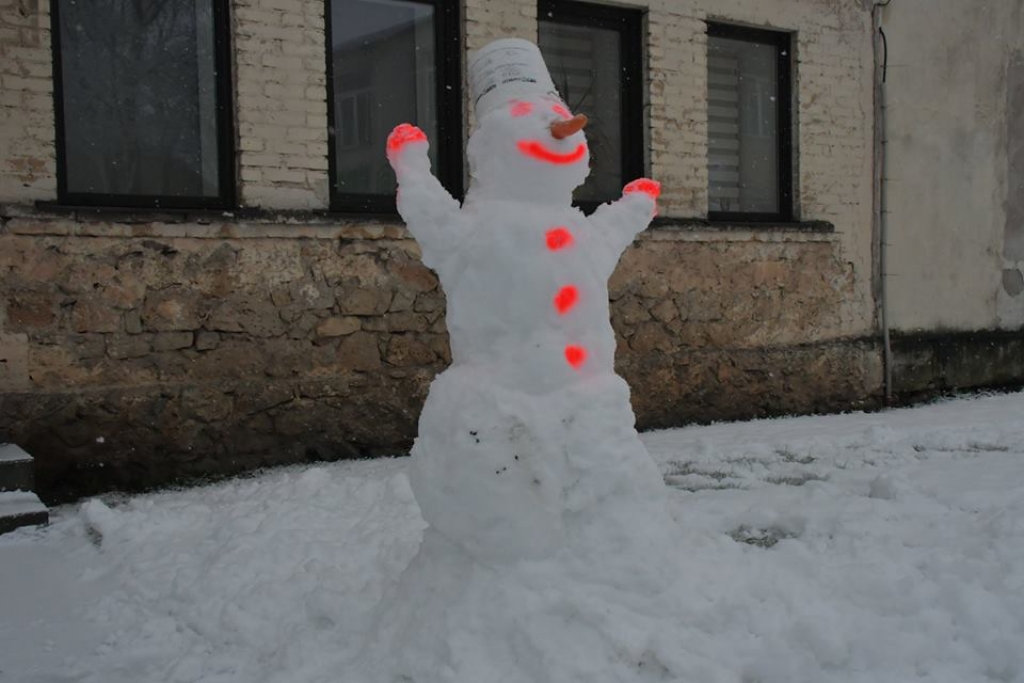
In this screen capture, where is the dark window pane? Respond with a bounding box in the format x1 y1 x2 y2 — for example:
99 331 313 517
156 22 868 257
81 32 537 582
539 22 623 203
708 35 780 214
57 0 222 199
330 0 437 197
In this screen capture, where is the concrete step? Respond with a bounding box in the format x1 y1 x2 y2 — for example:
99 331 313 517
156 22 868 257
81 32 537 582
0 491 49 535
0 442 35 493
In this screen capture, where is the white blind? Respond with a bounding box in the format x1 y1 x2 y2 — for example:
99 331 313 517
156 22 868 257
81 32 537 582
708 49 741 211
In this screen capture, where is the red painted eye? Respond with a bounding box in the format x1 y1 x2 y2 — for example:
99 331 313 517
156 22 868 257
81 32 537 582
510 101 533 117
564 345 587 369
546 227 573 251
554 285 579 315
551 104 571 119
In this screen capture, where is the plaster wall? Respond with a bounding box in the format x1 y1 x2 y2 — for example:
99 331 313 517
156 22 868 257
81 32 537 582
882 0 1024 330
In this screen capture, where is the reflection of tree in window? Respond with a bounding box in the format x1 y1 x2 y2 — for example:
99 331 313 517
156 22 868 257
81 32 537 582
58 0 220 198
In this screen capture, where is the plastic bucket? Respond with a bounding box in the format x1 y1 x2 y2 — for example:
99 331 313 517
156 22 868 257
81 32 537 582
468 38 560 118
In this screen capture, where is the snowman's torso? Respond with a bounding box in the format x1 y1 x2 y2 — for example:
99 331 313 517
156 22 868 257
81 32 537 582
440 201 618 394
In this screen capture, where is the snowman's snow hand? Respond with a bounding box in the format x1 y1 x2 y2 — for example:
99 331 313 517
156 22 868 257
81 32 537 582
587 176 662 271
387 123 463 270
386 123 429 168
622 178 661 218
623 178 661 199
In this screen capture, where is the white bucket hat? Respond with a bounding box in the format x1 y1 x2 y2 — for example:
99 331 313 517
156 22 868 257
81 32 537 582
468 38 561 119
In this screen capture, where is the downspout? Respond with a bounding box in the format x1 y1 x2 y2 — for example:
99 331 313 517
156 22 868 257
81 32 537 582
872 0 893 404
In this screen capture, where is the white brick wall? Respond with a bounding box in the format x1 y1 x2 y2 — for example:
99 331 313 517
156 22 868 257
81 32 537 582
0 0 55 202
646 6 710 216
234 0 330 209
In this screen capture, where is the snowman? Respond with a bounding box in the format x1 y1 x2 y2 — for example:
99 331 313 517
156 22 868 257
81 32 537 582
386 38 666 564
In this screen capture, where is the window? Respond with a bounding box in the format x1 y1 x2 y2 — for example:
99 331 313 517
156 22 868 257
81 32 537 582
327 0 462 213
539 0 644 209
707 23 793 221
51 0 234 208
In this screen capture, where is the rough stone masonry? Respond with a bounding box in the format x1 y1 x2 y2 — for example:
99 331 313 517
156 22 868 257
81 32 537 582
0 210 880 500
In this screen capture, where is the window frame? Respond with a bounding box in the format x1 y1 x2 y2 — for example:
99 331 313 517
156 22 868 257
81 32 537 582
325 0 463 214
706 22 794 224
538 0 645 213
49 0 237 210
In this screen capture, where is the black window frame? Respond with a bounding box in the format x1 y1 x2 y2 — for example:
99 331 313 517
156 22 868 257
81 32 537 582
49 0 237 210
538 0 645 214
706 22 793 223
325 0 463 214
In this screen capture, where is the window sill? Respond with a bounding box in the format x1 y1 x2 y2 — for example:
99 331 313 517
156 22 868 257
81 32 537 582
29 201 402 225
5 203 836 243
642 217 837 244
651 216 834 233
0 202 409 241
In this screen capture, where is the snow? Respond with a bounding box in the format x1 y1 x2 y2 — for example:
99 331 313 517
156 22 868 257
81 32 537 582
0 442 32 463
2 390 1023 682
0 491 47 517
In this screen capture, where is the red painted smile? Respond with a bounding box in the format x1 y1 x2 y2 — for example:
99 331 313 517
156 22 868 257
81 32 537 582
516 140 587 165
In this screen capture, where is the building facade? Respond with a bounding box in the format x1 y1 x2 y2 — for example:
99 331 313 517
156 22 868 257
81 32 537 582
0 0 1020 499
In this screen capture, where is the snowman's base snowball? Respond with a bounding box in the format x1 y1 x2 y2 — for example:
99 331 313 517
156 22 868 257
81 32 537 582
408 366 666 564
348 366 690 682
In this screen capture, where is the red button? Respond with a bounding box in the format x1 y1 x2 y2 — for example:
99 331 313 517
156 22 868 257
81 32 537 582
554 285 578 315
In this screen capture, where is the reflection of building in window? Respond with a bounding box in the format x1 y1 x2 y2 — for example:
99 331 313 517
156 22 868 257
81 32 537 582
707 23 791 220
329 0 437 201
335 74 373 150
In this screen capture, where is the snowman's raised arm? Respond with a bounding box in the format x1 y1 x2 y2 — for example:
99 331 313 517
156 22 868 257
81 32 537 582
587 179 661 262
387 124 466 271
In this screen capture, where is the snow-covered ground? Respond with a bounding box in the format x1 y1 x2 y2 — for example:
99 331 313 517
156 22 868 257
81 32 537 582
2 390 1023 683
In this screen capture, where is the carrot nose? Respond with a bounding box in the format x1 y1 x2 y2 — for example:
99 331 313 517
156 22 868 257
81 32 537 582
550 113 588 140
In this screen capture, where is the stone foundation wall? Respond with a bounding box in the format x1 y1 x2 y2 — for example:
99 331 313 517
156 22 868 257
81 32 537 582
1 209 882 500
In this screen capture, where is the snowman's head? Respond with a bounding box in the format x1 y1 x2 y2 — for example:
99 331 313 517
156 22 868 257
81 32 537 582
467 94 591 204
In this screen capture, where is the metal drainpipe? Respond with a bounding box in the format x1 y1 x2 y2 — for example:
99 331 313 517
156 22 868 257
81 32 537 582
873 1 893 405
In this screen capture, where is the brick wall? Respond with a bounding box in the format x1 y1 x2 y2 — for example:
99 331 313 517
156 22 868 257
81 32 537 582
0 0 54 202
235 0 330 209
0 0 874 234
